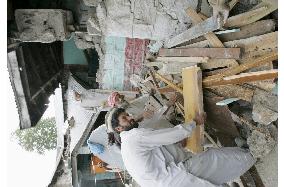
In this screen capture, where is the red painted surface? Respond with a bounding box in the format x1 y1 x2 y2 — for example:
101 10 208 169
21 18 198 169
124 38 150 90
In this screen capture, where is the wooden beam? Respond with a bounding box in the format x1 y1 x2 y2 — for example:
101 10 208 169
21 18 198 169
203 69 278 87
218 19 276 42
180 19 275 47
155 57 209 63
186 7 240 69
154 73 183 94
182 67 204 153
203 51 278 82
187 7 225 47
224 0 278 28
165 16 223 48
224 32 278 60
158 48 241 59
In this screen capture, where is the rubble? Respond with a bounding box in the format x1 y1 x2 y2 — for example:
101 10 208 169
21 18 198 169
252 89 278 125
73 32 101 49
15 9 73 43
247 130 276 159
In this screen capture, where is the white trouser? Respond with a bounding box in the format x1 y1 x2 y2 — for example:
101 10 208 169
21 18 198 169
183 147 255 185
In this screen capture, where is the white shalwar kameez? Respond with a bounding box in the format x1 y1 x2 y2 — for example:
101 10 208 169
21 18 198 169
120 122 255 187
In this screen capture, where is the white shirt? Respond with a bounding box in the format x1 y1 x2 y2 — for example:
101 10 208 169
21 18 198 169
120 123 219 187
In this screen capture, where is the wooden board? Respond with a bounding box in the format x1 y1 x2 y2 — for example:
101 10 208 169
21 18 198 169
186 7 240 69
182 66 204 153
207 85 254 102
225 0 278 28
155 56 209 63
218 19 276 42
165 16 222 48
178 19 275 47
203 69 278 87
158 48 240 59
203 51 278 82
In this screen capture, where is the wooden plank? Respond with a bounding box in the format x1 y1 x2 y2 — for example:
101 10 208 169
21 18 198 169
182 66 204 153
201 60 237 70
155 56 209 63
203 69 278 87
218 19 276 42
187 7 224 47
154 73 183 94
186 7 240 69
224 0 278 28
224 32 278 60
158 48 241 59
203 51 278 82
165 16 223 48
185 19 275 46
183 31 277 51
157 62 198 75
207 85 254 102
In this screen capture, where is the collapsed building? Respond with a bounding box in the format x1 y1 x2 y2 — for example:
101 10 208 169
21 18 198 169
7 0 278 186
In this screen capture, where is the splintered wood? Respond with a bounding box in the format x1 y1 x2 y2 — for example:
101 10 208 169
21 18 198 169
182 67 204 153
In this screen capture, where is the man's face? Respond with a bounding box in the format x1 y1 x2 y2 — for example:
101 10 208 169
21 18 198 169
114 94 125 106
116 112 139 132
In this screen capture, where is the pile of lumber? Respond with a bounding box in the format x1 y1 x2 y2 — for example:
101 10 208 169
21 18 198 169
141 0 278 153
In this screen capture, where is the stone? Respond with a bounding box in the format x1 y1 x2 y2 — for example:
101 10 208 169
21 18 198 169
252 89 278 125
15 9 73 43
252 103 278 125
247 130 276 159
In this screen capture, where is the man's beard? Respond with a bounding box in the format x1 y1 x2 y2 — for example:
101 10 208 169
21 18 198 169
123 121 139 131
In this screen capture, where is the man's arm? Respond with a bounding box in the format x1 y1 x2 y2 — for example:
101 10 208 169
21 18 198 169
138 121 196 149
138 112 205 149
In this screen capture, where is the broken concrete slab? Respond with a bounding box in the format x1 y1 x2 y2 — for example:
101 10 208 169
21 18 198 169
247 130 276 159
73 32 101 49
252 88 278 112
15 9 73 43
255 145 278 187
95 0 198 40
252 103 278 125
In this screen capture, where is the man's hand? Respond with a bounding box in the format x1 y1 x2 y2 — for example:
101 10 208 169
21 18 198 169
193 112 207 126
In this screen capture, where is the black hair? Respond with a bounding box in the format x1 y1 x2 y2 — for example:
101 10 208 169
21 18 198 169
111 108 126 131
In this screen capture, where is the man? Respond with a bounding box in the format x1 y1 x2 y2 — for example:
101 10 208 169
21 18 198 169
87 124 126 170
110 107 256 187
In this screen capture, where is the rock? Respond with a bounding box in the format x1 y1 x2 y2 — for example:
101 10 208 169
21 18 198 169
252 103 278 125
247 130 276 159
252 89 278 125
15 9 73 43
